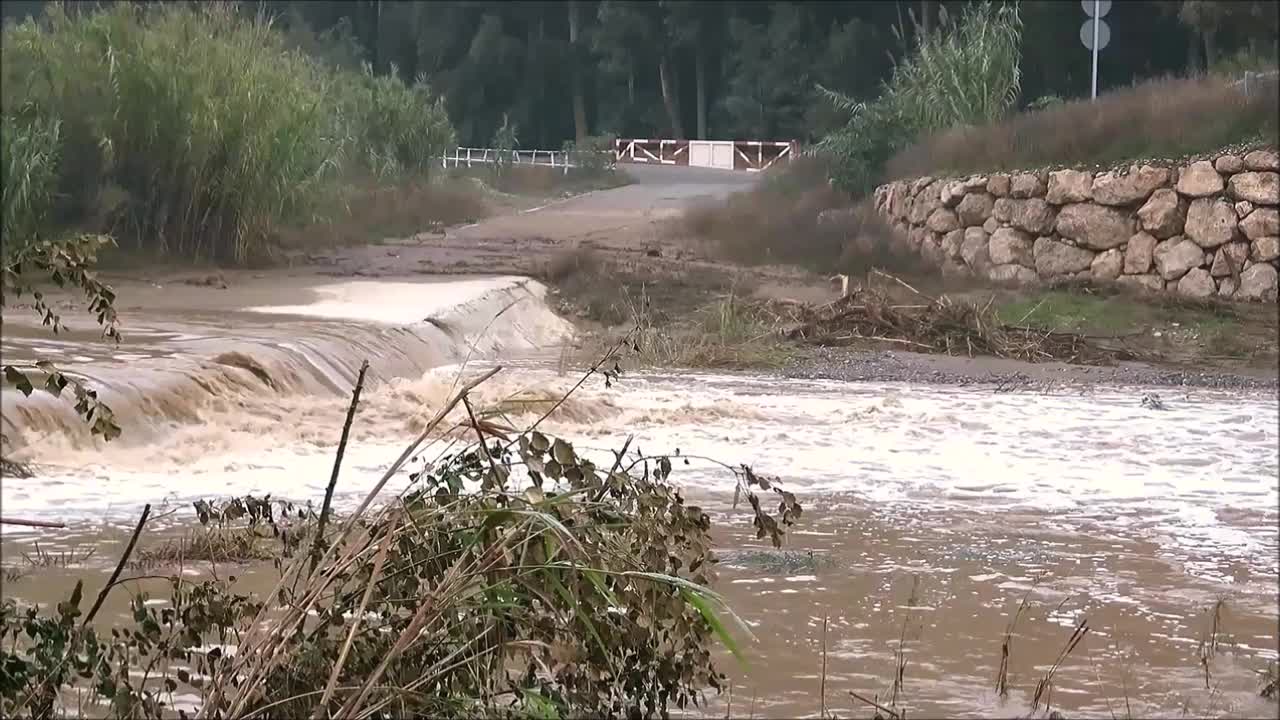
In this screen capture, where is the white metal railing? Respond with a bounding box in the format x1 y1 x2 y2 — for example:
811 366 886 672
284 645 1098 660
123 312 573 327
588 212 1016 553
1230 69 1279 97
613 138 798 172
441 147 614 173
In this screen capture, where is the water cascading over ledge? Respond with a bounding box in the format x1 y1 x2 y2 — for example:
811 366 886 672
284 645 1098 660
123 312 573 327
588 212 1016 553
0 276 575 455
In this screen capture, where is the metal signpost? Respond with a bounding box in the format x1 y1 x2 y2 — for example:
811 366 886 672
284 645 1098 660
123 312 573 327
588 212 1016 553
1081 0 1112 100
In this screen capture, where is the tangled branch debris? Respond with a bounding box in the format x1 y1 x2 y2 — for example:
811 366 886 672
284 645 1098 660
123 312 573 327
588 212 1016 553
760 281 1132 365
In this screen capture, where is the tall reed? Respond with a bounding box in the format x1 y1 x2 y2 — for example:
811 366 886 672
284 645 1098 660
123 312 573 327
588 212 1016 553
0 115 62 250
817 1 1023 194
0 1 456 263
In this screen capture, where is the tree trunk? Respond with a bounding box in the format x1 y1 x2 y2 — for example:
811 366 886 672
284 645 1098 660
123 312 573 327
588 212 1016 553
1187 29 1202 74
628 66 635 104
659 54 685 139
919 0 931 37
695 46 707 140
1203 28 1218 72
569 0 589 142
371 0 382 74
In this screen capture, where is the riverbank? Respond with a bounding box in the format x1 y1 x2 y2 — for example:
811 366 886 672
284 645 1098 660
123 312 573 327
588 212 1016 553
784 346 1279 392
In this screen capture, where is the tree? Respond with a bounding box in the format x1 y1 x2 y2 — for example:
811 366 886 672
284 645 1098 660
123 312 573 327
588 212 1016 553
716 2 818 140
568 0 589 141
595 0 684 138
662 0 726 140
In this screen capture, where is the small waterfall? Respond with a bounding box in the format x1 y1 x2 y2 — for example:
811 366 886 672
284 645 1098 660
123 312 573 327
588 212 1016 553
1 276 574 456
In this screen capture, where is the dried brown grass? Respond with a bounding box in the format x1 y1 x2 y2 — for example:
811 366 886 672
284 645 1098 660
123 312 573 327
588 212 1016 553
448 163 632 197
682 156 926 278
887 74 1280 179
274 176 490 251
772 276 1129 365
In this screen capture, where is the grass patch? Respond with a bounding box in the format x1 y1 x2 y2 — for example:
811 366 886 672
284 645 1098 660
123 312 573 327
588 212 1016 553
447 163 633 199
887 74 1279 178
542 246 742 328
129 495 317 570
19 542 96 569
631 290 795 370
544 247 795 370
128 525 308 569
990 281 1277 365
273 175 491 252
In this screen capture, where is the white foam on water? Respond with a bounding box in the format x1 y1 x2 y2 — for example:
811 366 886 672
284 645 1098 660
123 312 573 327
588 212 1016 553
3 277 1277 592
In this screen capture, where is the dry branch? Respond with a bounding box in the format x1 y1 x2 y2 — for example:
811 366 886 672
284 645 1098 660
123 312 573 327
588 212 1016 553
766 283 1127 365
0 517 66 529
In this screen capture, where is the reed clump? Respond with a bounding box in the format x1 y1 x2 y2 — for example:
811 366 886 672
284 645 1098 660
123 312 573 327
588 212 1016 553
0 1 455 264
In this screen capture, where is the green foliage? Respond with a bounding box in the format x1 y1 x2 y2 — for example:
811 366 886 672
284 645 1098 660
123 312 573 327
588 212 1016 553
561 134 617 175
1 234 122 442
0 1 455 263
491 112 521 179
1026 94 1065 111
1 97 122 445
0 114 61 248
716 4 816 140
1 2 338 262
0 576 264 720
332 64 456 180
0 412 801 719
816 1 1024 195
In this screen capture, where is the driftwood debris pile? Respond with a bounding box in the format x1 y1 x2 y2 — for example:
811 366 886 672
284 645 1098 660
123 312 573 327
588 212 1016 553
762 277 1129 365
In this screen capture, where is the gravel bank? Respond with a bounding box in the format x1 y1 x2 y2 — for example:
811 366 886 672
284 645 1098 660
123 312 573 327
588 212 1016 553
784 346 1279 393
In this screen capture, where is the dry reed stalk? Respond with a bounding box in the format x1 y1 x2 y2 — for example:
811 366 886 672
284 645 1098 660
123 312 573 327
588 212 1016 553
1198 598 1226 690
310 359 370 575
312 511 401 718
0 517 65 528
83 504 151 628
820 614 829 718
996 577 1040 698
848 689 901 719
1032 618 1090 715
197 366 504 719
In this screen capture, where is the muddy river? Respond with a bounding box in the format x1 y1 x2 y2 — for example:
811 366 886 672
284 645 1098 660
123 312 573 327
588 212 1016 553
2 275 1277 719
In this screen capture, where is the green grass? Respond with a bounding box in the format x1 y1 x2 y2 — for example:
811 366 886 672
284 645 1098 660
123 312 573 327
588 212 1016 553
996 289 1233 335
993 286 1274 364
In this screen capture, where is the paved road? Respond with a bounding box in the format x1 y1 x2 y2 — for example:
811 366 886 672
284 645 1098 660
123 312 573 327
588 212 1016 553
447 163 757 244
312 162 767 279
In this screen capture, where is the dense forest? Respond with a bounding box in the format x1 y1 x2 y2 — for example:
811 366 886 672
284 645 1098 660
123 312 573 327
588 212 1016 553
3 1 1277 148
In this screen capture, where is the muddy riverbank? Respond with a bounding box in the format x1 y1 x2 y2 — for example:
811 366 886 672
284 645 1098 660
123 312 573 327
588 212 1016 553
785 346 1280 392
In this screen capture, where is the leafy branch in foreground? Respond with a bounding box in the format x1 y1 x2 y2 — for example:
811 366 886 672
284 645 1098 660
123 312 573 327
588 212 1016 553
0 342 801 719
3 107 123 446
0 234 122 443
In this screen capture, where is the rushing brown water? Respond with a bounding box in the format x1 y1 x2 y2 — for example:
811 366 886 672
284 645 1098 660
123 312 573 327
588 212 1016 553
2 274 1277 719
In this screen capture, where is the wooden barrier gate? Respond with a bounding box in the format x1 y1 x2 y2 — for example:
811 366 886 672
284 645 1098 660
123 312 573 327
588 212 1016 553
614 139 797 172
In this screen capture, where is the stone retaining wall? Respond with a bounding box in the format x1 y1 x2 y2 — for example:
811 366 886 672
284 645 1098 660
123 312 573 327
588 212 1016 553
872 147 1280 301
